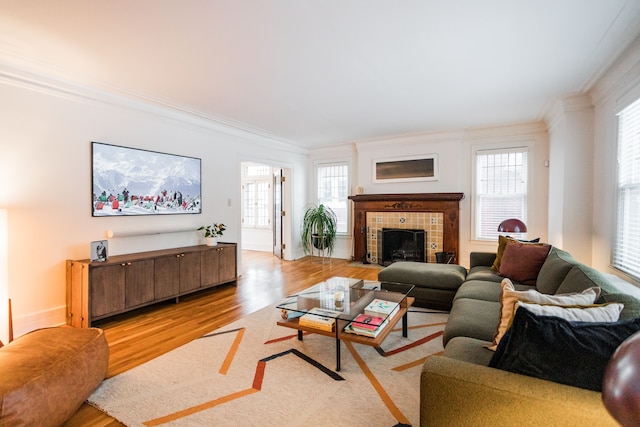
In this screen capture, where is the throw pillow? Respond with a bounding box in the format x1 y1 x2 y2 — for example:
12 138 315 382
517 301 623 322
489 306 640 392
491 235 545 271
486 278 600 351
507 235 541 243
498 242 551 286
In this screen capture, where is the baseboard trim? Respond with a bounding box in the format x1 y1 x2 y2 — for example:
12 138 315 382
12 305 66 339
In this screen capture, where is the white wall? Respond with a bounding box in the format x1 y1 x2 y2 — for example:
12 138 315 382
345 124 549 268
590 35 640 285
545 95 595 264
0 71 308 338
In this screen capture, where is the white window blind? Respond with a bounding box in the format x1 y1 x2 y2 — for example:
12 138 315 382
475 148 528 240
317 163 348 233
613 97 640 280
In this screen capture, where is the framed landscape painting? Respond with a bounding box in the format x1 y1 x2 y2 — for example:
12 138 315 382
92 142 202 216
373 154 439 183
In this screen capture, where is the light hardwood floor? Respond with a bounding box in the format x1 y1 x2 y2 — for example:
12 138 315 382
64 251 381 426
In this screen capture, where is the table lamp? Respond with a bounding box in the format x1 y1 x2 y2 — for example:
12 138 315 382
497 219 527 233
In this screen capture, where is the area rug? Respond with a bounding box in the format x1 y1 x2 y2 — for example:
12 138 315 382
88 305 448 427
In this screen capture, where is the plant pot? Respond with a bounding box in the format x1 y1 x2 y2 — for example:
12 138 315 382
205 237 218 246
312 234 331 250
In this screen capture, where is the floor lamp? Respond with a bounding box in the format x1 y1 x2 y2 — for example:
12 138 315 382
0 208 8 345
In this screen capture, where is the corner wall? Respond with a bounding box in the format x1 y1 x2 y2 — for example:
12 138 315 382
545 95 595 264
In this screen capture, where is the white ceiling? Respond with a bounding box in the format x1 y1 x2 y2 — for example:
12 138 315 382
2 1 640 148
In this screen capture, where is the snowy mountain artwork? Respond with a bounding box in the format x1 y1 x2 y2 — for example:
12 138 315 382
92 142 202 216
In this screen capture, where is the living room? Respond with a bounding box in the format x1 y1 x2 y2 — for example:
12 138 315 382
1 0 640 375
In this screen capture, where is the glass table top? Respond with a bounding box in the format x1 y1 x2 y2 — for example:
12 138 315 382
276 276 414 325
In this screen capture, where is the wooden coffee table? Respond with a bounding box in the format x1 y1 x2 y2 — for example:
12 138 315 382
276 277 414 371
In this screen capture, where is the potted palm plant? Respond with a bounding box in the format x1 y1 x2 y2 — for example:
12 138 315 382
198 223 226 246
301 204 337 257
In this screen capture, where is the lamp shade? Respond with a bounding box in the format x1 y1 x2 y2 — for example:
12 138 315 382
602 330 640 426
497 219 527 233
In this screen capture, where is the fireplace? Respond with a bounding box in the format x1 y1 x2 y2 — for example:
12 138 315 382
377 228 425 266
348 193 464 264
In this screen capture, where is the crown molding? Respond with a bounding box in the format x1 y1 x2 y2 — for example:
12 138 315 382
578 1 640 94
543 94 594 132
353 128 464 150
353 121 546 150
590 35 640 109
0 58 308 155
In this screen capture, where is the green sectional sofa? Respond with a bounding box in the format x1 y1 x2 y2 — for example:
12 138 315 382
420 246 640 426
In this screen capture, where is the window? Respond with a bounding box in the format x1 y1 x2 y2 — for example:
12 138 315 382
316 162 349 234
474 148 528 240
242 164 271 229
613 97 640 280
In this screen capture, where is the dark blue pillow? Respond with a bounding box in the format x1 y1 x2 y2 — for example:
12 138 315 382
489 306 640 391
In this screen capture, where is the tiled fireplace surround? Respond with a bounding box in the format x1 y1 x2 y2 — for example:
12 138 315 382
367 212 444 264
349 193 464 265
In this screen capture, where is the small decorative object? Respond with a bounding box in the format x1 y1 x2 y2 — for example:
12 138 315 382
91 240 108 262
334 285 345 310
198 223 226 246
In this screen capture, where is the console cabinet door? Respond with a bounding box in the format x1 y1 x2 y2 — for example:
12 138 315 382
201 248 219 286
154 255 180 300
125 259 155 308
218 246 236 283
90 264 125 317
179 252 201 292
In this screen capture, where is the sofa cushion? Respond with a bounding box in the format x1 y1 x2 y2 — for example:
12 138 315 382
487 278 600 350
498 242 551 286
378 261 467 290
598 292 640 320
469 252 497 269
556 263 613 296
443 336 495 366
536 247 578 294
517 301 623 322
383 280 457 310
491 235 517 271
453 280 503 303
489 306 640 392
443 298 501 346
465 266 504 283
491 235 545 271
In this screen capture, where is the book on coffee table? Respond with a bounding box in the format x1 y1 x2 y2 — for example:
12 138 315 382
364 298 399 319
299 307 339 332
344 316 389 338
350 313 385 332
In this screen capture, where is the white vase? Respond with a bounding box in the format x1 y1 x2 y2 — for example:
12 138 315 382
205 237 218 246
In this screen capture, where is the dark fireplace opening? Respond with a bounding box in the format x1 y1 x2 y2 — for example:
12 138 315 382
377 228 426 266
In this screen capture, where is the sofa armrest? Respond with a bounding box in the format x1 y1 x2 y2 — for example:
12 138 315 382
421 356 618 426
470 252 496 269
